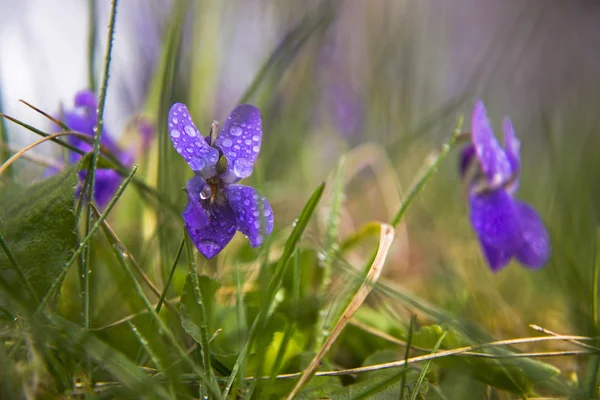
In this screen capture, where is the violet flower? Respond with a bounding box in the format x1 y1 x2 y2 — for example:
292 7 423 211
168 103 274 259
49 89 152 207
460 100 550 271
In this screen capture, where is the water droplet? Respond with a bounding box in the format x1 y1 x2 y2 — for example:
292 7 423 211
252 145 260 153
171 129 181 138
263 209 271 217
168 122 173 128
184 125 196 137
243 199 250 206
233 158 252 178
254 220 261 229
222 138 233 147
244 139 252 145
253 210 260 217
252 193 259 200
241 123 247 128
172 117 178 124
186 147 193 153
252 135 260 141
230 126 243 136
199 185 212 200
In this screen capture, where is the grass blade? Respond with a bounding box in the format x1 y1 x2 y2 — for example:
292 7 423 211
410 332 447 400
223 182 326 398
286 222 395 399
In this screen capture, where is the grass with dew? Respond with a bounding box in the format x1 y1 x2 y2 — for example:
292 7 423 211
1 1 600 399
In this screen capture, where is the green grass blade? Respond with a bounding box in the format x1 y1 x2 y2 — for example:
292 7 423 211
0 87 12 179
87 0 97 91
315 155 346 349
156 235 185 314
390 116 463 227
410 332 447 400
223 182 326 397
184 234 220 397
81 0 118 336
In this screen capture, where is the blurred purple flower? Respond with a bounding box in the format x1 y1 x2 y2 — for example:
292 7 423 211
460 100 550 271
49 89 154 207
168 103 274 259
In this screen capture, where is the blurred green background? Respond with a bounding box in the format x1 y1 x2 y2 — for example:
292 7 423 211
1 1 600 398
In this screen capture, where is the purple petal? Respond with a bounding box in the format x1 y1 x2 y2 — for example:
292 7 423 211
224 184 274 247
478 239 512 272
514 200 551 268
471 100 512 187
215 104 262 183
183 176 210 232
503 117 521 194
469 189 521 250
93 169 123 208
74 89 97 111
183 176 236 259
168 103 220 177
459 145 476 179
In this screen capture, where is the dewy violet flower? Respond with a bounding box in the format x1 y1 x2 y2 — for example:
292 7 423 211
460 100 550 271
48 89 153 207
168 103 274 259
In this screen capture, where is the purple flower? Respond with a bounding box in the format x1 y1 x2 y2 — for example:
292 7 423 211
460 100 550 271
49 89 153 207
168 103 274 259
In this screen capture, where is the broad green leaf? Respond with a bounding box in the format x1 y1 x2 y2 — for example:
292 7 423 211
0 163 79 304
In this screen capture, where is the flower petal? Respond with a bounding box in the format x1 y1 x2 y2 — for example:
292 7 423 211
215 104 262 183
503 117 521 194
183 177 236 259
224 184 274 247
168 103 220 177
183 176 210 232
459 145 476 179
469 189 521 250
514 200 551 268
478 239 512 272
74 89 97 111
471 100 512 187
93 169 123 208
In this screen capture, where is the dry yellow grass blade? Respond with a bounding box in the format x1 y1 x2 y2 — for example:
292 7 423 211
286 222 395 399
0 131 92 176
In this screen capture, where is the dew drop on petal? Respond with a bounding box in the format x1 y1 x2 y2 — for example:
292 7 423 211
222 138 233 147
244 139 252 145
171 129 181 138
243 199 250 206
199 184 212 200
252 145 260 153
252 135 260 141
184 125 196 137
233 158 253 178
264 209 271 217
253 210 260 217
230 126 243 136
186 147 193 153
172 117 178 124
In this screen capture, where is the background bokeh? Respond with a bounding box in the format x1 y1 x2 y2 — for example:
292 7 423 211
1 1 600 398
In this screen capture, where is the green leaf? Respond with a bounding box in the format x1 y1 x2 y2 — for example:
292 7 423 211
180 273 220 344
0 163 78 304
